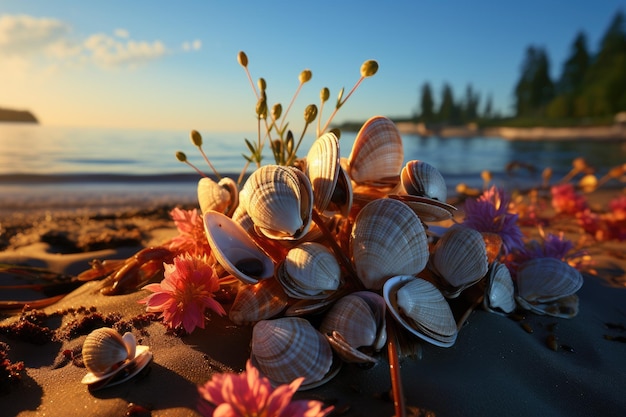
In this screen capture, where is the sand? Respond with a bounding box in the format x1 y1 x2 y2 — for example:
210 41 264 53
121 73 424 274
1 187 625 417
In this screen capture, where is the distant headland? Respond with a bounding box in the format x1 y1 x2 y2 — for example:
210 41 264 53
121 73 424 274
0 107 39 123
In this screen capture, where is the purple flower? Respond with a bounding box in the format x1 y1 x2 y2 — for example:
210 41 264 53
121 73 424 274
462 186 524 254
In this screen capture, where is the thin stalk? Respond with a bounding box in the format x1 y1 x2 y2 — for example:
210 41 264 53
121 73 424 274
198 147 222 179
320 76 365 134
285 122 310 167
317 100 326 137
278 82 304 133
386 315 407 417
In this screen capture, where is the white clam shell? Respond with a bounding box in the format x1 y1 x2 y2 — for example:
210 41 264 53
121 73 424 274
277 242 341 299
198 176 239 216
240 165 313 240
204 210 274 284
305 132 341 213
251 317 334 388
82 327 135 376
483 261 516 315
430 226 489 297
383 275 457 347
350 198 429 290
319 291 387 363
81 327 152 389
515 257 583 318
348 116 404 186
401 160 448 202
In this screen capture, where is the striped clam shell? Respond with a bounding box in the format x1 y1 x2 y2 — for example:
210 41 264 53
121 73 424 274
240 164 313 240
228 278 290 325
430 225 489 298
483 261 516 315
401 159 447 202
516 257 583 303
197 176 239 217
347 116 404 186
350 198 429 290
82 327 136 376
305 132 341 213
251 317 333 387
383 275 457 347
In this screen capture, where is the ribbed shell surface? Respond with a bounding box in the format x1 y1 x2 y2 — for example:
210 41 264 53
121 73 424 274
348 116 404 184
284 242 341 293
228 278 290 325
396 277 457 339
251 317 332 385
401 160 448 202
306 132 341 213
82 328 133 375
319 294 378 349
516 257 583 302
431 226 489 287
350 198 429 290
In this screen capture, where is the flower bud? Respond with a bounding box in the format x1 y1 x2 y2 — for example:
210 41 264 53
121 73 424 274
299 69 312 84
360 60 378 77
304 104 318 124
190 130 202 147
258 77 266 92
237 51 248 67
271 103 282 121
256 96 267 119
320 87 330 102
175 151 187 162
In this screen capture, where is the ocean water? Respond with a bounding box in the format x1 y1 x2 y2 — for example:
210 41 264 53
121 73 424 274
1 123 624 212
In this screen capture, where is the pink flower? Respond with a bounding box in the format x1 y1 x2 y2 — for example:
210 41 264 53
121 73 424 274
462 186 524 254
139 254 225 334
550 183 588 215
197 360 333 417
167 207 212 257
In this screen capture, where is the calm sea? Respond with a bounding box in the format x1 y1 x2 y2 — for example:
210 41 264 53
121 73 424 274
1 123 624 212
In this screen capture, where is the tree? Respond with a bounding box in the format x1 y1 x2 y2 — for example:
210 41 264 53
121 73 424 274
462 84 480 121
437 83 460 124
482 94 493 119
418 82 435 124
514 46 555 117
557 31 590 96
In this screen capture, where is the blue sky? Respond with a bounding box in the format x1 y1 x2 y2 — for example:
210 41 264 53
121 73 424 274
1 0 624 132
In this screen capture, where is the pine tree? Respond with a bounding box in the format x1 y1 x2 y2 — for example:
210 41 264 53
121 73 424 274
419 82 435 124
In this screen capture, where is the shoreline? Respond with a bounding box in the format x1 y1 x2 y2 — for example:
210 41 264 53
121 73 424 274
394 121 626 140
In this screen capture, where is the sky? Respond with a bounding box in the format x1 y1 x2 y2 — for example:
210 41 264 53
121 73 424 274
1 0 624 133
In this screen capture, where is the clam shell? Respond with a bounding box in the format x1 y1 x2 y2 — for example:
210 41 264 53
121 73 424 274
483 262 516 315
82 328 135 376
350 198 429 290
383 275 457 347
347 116 404 186
388 194 456 222
229 278 290 325
319 291 387 363
516 257 583 304
240 165 313 240
305 132 341 214
401 160 447 202
251 317 334 387
277 242 341 299
430 226 489 297
198 176 239 216
204 210 274 284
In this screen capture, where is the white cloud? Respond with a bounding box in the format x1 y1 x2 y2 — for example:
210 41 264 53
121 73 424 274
0 14 70 55
0 14 171 71
114 28 129 39
84 33 167 68
182 39 202 52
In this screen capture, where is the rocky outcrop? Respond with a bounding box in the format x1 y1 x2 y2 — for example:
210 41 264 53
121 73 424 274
0 107 38 123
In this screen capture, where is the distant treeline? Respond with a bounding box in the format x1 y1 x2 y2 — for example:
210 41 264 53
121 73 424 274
0 107 38 123
411 10 626 127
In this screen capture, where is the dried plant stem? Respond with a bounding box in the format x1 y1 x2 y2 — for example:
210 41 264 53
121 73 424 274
198 147 222 179
320 76 365 134
386 315 406 417
278 82 304 133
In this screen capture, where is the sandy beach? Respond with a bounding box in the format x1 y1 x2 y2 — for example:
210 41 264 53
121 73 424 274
1 183 625 417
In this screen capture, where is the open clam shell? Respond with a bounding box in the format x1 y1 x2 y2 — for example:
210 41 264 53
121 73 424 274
198 176 239 217
305 132 341 213
383 275 457 348
204 210 274 284
401 160 448 202
388 194 456 222
319 291 387 363
81 327 152 389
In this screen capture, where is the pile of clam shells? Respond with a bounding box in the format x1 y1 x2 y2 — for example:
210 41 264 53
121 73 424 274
197 115 583 388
